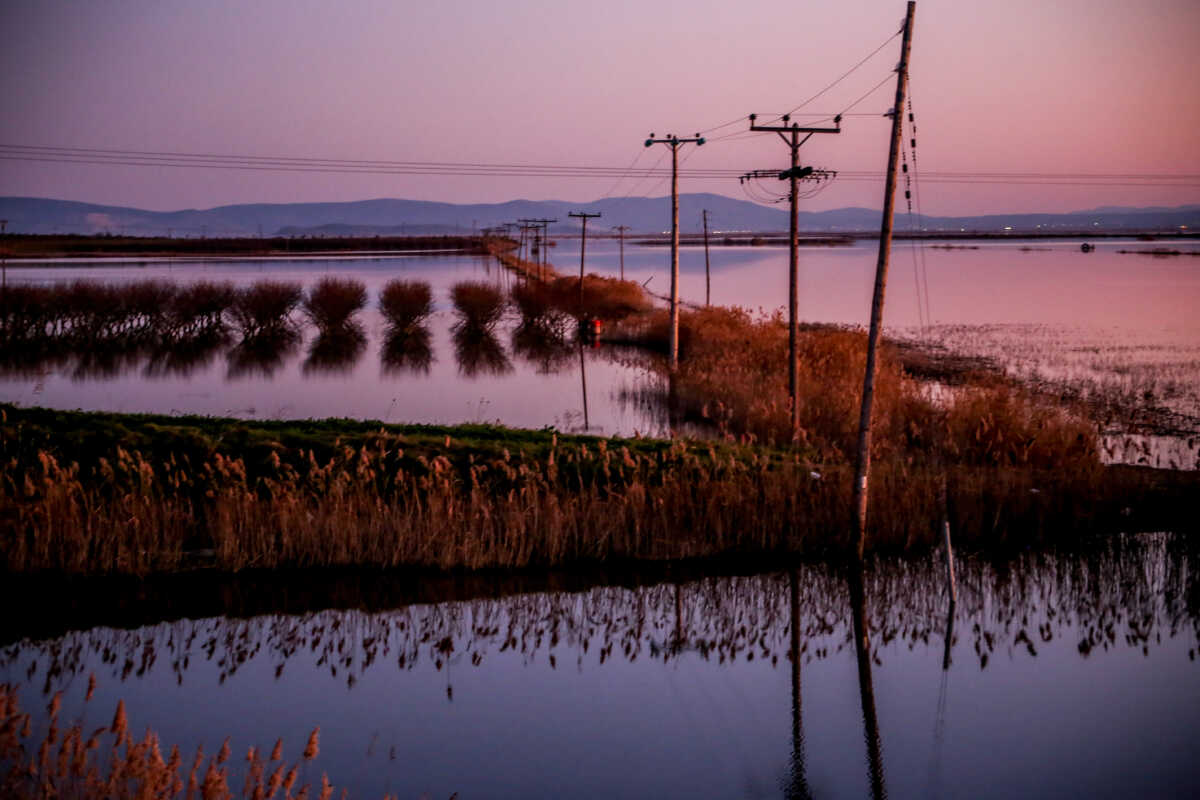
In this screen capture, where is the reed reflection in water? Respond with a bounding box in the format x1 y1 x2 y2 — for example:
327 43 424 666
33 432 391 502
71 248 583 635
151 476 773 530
2 534 1196 799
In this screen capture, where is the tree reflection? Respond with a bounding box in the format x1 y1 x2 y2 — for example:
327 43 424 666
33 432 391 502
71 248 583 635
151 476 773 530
453 326 511 378
303 325 366 375
226 329 301 380
381 326 434 376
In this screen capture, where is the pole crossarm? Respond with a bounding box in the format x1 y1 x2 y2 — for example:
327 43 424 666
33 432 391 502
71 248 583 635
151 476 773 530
748 112 842 135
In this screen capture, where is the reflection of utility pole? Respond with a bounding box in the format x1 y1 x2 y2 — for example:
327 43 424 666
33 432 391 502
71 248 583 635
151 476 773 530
744 112 841 438
612 225 630 281
569 211 601 317
578 339 590 432
1 219 8 291
644 133 705 372
702 210 711 307
788 570 812 799
849 566 886 800
854 1 917 558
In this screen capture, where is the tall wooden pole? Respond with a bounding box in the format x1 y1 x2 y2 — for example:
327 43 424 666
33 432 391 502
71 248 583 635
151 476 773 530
788 130 800 434
569 211 601 316
645 133 705 371
852 1 916 559
702 209 711 306
613 225 630 281
746 116 841 440
670 143 680 370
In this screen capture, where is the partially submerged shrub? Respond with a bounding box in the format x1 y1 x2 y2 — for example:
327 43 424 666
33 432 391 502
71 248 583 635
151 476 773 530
451 281 506 330
166 281 235 337
303 276 367 332
230 281 303 339
380 279 434 331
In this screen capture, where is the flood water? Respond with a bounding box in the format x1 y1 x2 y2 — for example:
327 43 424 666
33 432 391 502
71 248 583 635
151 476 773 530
3 532 1197 798
2 237 1199 461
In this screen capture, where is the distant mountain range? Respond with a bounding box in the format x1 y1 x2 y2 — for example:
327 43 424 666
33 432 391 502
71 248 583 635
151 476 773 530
2 195 1197 237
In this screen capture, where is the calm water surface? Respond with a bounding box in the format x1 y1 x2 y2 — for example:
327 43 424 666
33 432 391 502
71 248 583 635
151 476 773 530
3 533 1196 798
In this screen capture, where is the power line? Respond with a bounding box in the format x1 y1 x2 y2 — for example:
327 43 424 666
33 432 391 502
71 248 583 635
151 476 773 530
2 145 1197 186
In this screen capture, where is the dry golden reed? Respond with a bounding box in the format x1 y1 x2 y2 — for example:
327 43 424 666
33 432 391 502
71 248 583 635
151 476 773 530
0 678 342 799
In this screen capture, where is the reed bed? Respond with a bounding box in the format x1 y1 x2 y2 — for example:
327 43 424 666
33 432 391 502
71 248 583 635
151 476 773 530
605 306 1101 473
0 679 364 800
3 404 1193 577
302 277 367 333
378 279 434 333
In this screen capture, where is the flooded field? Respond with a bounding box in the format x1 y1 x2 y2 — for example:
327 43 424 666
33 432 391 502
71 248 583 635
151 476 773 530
3 532 1196 798
2 237 1198 466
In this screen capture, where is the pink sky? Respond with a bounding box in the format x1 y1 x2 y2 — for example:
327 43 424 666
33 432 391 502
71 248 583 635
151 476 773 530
2 0 1198 214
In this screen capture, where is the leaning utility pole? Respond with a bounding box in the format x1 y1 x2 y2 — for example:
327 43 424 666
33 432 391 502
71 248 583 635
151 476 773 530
612 225 631 281
744 109 842 438
853 1 917 559
645 133 705 371
702 210 711 306
533 218 557 278
569 211 601 316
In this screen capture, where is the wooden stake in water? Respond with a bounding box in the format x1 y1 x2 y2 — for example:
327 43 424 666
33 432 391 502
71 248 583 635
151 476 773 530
852 1 916 559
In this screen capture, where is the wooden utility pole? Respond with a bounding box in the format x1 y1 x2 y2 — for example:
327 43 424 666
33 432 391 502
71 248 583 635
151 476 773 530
702 210 712 306
612 225 630 281
569 211 601 316
645 133 705 371
744 109 841 438
533 218 557 278
852 1 917 559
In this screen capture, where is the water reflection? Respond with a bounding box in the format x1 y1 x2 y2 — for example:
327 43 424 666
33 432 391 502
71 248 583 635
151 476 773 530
302 325 367 375
380 326 434 375
850 565 886 800
453 325 512 378
2 533 1196 798
143 331 229 378
511 321 574 375
226 329 301 380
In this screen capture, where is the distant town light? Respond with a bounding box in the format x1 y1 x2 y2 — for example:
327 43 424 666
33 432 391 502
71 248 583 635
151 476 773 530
1003 226 1013 231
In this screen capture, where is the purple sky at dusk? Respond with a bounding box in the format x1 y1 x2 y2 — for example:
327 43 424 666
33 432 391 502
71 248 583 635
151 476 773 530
2 0 1198 214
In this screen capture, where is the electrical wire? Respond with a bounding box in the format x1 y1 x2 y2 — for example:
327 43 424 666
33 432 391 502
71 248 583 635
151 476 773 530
2 145 1197 186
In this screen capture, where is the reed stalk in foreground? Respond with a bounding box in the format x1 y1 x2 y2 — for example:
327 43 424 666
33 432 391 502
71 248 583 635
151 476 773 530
0 679 396 800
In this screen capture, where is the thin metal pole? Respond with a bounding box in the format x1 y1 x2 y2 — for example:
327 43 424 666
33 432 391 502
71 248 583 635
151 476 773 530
703 209 711 307
852 1 916 559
